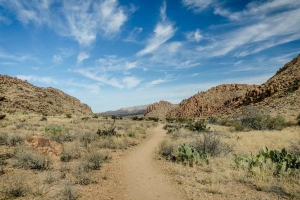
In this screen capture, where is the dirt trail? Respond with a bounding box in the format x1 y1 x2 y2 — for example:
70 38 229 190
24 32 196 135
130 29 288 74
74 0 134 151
115 124 185 200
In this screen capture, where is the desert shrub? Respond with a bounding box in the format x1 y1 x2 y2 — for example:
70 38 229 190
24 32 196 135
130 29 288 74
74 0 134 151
60 143 80 162
192 131 232 157
177 118 193 124
2 174 28 197
127 131 136 138
96 120 117 136
44 125 73 143
92 114 99 118
175 143 208 166
66 114 72 118
0 153 12 166
234 106 286 131
234 146 300 176
72 161 97 185
147 117 159 122
61 182 78 200
0 133 8 145
6 133 25 146
207 116 218 124
166 118 176 123
81 116 90 121
15 148 51 170
86 150 110 170
111 115 117 120
80 132 97 146
40 116 47 121
187 119 207 132
297 114 300 125
159 139 176 160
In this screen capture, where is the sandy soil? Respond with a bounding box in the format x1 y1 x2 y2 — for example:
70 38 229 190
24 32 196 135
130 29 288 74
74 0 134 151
113 124 185 200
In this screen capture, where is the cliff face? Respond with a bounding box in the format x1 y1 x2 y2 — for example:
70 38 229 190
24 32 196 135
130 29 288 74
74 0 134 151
144 101 178 119
145 54 300 120
0 75 93 115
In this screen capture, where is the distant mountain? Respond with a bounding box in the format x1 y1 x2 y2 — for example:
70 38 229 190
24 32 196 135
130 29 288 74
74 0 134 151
99 105 149 117
0 75 93 116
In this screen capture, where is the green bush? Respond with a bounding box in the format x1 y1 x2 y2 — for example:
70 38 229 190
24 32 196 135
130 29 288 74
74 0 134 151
44 125 72 143
207 116 218 124
234 106 286 131
175 143 207 166
234 146 300 176
186 119 207 132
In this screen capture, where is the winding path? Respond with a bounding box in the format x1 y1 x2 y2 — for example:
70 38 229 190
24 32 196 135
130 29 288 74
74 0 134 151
115 124 185 200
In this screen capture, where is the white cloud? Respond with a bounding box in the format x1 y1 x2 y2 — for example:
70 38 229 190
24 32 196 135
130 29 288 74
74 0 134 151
166 42 182 53
137 1 176 56
125 61 138 70
124 27 143 43
149 78 167 86
195 1 300 57
52 54 62 63
0 0 129 47
182 0 214 12
17 75 58 84
73 68 141 89
77 52 90 64
186 29 202 42
0 51 32 62
123 76 141 88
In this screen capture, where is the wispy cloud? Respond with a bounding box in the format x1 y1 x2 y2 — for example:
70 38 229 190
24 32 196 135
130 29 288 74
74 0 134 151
77 52 90 64
0 14 11 24
0 0 129 47
182 0 214 12
17 74 101 93
0 51 32 62
17 75 58 84
124 27 143 43
186 29 202 42
137 1 176 56
72 68 141 89
195 1 300 57
52 55 62 63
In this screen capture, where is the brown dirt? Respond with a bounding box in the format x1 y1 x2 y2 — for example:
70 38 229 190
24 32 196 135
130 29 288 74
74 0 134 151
113 124 186 200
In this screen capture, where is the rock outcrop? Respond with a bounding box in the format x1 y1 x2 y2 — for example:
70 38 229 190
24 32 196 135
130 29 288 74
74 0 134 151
0 75 92 115
166 84 256 119
144 101 178 119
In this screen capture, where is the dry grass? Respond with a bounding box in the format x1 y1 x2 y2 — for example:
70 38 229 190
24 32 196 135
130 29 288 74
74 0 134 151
0 113 156 199
158 121 300 199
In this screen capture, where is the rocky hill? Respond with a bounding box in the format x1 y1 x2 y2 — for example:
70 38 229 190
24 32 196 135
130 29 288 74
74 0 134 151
0 75 93 116
145 54 300 120
144 100 178 119
166 84 256 118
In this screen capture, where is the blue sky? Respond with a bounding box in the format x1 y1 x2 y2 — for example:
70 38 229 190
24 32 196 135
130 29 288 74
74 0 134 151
0 0 300 112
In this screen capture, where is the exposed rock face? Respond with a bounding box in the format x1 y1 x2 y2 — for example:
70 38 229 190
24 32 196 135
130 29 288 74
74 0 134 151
24 134 62 156
145 54 300 120
0 75 92 115
167 84 256 119
144 101 178 119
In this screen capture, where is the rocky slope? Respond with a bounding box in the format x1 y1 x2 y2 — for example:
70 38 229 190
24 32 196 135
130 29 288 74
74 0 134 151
0 75 92 116
166 84 256 118
144 100 178 119
145 54 300 120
